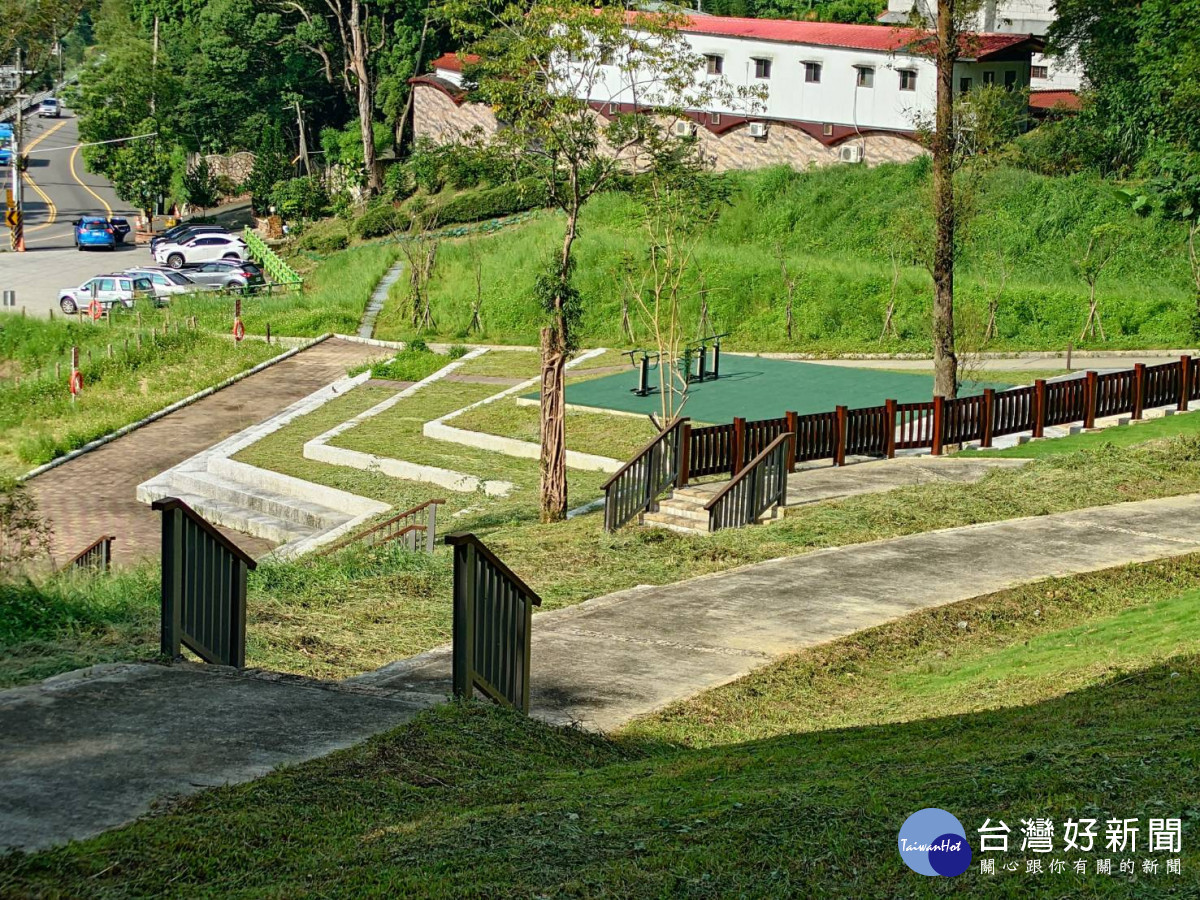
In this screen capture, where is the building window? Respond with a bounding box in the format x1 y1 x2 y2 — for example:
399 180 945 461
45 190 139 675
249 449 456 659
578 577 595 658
753 57 772 79
711 112 721 125
898 69 917 91
1004 70 1018 89
823 122 834 136
804 62 822 84
959 76 972 93
1031 65 1048 79
598 45 615 66
705 54 723 75
855 66 874 88
983 71 995 85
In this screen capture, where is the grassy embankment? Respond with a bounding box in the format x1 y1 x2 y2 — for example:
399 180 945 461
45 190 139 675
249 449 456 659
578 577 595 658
373 163 1195 353
6 384 1200 686
4 554 1199 897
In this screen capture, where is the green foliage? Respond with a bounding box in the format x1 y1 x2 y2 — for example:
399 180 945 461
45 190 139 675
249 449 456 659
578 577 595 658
271 176 330 221
369 345 448 382
245 127 291 214
430 177 550 226
0 480 53 574
295 218 350 254
180 156 220 213
353 200 407 238
107 125 174 218
697 0 884 23
320 119 393 183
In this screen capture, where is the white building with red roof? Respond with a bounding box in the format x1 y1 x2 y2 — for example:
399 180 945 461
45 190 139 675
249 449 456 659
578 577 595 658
411 15 1043 170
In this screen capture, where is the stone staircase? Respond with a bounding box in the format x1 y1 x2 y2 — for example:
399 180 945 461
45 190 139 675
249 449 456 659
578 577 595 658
642 483 785 535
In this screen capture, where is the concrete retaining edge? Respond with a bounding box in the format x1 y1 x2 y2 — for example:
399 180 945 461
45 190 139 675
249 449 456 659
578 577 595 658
19 334 332 484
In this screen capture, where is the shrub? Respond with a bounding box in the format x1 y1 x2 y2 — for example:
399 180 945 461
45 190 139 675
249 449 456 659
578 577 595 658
384 163 415 202
447 344 469 359
370 345 447 382
353 201 407 239
430 177 551 226
272 176 330 221
408 139 446 194
296 220 350 254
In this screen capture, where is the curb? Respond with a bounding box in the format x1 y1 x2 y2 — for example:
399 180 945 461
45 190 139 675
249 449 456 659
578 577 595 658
19 334 332 483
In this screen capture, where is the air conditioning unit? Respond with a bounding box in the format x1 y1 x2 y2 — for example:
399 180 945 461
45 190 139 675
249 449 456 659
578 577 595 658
673 119 696 137
839 143 864 163
747 121 768 138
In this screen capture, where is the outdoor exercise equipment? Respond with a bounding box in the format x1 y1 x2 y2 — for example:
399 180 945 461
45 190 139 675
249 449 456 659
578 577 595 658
684 332 729 384
624 348 661 397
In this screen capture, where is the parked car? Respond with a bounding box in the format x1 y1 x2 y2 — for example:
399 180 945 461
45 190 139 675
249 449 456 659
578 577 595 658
150 224 228 252
38 98 60 118
180 259 266 291
122 267 199 303
154 233 247 268
58 274 155 315
109 217 131 244
74 216 117 251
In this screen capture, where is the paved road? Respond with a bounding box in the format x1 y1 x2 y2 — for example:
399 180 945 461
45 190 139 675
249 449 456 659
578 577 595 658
1 113 142 316
25 337 384 567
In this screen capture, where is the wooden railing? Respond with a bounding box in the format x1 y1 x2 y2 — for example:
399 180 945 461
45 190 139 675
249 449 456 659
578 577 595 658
319 499 444 556
447 533 541 713
153 497 257 668
601 355 1198 531
705 433 792 532
66 535 115 573
602 418 686 531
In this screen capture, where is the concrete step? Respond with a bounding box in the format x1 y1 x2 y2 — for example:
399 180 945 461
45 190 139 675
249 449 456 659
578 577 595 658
136 488 320 545
144 469 352 531
642 510 710 534
653 500 710 523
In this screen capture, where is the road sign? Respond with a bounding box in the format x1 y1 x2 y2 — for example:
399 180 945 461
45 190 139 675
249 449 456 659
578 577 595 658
4 208 17 228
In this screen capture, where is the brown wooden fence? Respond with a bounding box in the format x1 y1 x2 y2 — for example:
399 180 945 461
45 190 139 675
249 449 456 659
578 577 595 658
65 535 115 573
602 355 1197 532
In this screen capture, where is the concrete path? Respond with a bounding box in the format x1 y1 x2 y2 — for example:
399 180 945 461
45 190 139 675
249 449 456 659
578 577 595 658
0 664 431 852
360 493 1200 730
26 337 388 566
357 260 403 338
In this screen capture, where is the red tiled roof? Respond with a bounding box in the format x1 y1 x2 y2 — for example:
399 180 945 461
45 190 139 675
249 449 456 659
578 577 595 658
430 52 479 73
655 13 1038 60
1029 89 1082 111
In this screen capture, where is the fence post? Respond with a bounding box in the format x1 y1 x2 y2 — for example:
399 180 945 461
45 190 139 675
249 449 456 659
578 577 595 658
425 501 438 554
1180 355 1192 412
1033 379 1047 438
732 417 746 476
1132 364 1145 420
785 410 799 471
452 541 475 702
884 399 897 458
980 389 995 448
1084 370 1097 430
678 419 691 486
159 507 183 660
835 406 847 466
931 396 945 456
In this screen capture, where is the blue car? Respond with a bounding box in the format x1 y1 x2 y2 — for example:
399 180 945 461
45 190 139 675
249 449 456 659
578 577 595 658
74 216 117 251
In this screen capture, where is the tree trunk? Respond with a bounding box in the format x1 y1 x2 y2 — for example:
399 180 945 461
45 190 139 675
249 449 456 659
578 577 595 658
932 0 959 399
539 213 577 522
350 0 382 195
395 12 431 153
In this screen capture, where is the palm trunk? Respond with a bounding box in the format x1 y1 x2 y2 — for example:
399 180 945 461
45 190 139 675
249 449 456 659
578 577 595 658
932 0 959 399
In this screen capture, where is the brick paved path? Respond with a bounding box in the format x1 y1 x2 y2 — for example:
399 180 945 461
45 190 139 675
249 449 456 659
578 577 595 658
27 338 386 566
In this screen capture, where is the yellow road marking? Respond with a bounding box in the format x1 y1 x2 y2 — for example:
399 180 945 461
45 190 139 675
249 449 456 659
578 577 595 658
20 118 70 231
70 144 113 218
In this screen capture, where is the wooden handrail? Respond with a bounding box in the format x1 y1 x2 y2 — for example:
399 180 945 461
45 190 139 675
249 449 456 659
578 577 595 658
150 497 258 570
65 534 116 569
320 499 445 555
445 532 542 606
600 417 685 491
703 432 792 512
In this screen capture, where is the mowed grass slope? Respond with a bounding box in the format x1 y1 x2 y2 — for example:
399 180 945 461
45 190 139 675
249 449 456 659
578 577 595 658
374 163 1194 353
5 556 1199 898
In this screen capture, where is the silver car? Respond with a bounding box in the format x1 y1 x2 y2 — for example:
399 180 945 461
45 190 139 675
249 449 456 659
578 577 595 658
59 274 155 315
181 259 267 291
122 268 200 304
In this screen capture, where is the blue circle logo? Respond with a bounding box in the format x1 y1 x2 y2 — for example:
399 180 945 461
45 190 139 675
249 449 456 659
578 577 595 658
898 808 972 877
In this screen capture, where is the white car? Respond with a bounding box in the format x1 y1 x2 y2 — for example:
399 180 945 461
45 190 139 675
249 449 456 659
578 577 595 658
122 267 200 303
39 98 60 118
154 233 248 268
58 274 155 315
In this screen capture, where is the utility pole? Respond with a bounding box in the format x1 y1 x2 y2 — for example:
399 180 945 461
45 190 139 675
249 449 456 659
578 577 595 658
295 100 310 175
9 79 26 252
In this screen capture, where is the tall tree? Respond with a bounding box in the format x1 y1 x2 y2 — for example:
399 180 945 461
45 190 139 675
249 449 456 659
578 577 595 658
0 0 88 104
445 0 760 521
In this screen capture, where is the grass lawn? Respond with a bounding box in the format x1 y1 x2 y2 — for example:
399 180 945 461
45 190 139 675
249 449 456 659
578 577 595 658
450 399 658 462
0 314 279 478
452 348 543 378
5 555 1199 897
962 409 1200 459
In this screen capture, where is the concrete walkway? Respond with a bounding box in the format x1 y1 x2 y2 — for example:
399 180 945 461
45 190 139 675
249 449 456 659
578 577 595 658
357 261 403 338
360 493 1200 730
5 492 1200 853
26 337 388 566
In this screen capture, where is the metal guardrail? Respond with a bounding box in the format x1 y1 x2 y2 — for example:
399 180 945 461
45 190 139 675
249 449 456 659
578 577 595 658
319 499 444 556
601 418 686 531
704 433 792 532
66 534 115 573
153 497 257 668
242 228 303 291
447 532 541 713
